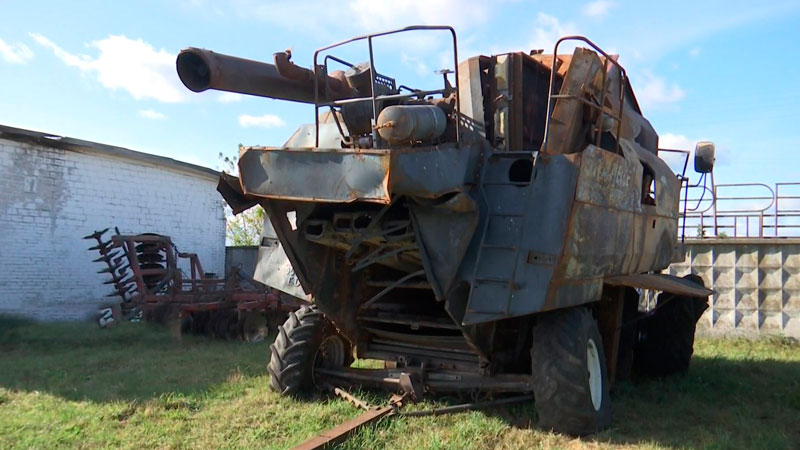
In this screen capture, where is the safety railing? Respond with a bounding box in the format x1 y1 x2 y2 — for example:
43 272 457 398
312 26 459 148
681 182 800 238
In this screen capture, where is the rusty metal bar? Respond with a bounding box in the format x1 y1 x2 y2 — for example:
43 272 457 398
400 394 533 417
361 270 426 308
291 395 405 450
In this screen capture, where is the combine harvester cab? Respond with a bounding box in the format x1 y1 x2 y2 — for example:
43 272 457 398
179 27 715 435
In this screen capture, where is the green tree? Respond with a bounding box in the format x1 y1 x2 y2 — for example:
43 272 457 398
220 149 264 246
696 224 707 238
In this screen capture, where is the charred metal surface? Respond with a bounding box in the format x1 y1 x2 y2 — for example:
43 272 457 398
217 172 257 215
181 27 711 402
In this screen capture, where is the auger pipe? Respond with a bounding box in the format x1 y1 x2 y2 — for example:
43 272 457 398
176 47 353 104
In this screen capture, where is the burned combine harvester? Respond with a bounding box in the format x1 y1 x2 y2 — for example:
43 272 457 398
178 27 715 435
86 228 302 341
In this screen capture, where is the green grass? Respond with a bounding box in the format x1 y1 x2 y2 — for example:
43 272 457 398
1 315 798 449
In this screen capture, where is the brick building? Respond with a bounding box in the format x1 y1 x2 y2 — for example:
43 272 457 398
0 125 225 320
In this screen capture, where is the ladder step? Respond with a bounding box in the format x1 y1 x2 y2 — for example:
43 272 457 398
480 244 516 250
483 181 530 186
475 277 511 284
366 280 432 289
488 213 523 218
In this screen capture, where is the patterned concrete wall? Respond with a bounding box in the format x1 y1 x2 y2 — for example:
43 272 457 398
669 239 800 338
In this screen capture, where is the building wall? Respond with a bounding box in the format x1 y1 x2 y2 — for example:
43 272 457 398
0 137 225 320
669 239 800 339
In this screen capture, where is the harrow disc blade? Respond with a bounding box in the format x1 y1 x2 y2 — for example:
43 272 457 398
97 263 124 274
93 251 121 263
135 243 161 253
82 228 109 240
88 240 113 251
137 253 165 263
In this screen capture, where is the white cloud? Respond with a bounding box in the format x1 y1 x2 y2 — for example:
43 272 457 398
187 0 498 44
659 133 695 150
657 133 698 173
635 71 685 111
346 0 491 32
138 109 167 120
582 1 615 18
0 38 33 64
530 13 579 53
218 92 244 103
238 114 286 128
401 53 431 77
689 47 701 57
30 33 185 103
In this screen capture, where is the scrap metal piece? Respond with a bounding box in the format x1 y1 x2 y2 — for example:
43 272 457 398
333 387 371 411
604 273 713 297
291 394 405 450
398 372 423 401
217 172 258 215
400 394 533 417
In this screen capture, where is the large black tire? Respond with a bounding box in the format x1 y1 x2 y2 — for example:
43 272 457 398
530 306 612 436
633 274 709 377
268 305 352 395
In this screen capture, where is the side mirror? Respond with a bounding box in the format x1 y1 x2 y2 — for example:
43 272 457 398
694 141 715 173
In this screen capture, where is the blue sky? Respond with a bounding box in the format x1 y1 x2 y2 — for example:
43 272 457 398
1 0 799 190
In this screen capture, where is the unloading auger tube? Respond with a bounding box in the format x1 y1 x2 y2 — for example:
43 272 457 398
179 26 715 437
176 48 357 104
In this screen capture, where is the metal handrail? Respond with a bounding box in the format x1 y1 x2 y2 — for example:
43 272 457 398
681 182 800 238
311 25 460 148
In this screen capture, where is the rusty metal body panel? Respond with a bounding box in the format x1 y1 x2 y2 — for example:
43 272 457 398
238 143 478 204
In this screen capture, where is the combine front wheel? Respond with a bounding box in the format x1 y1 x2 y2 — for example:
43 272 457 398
530 306 612 436
267 305 352 395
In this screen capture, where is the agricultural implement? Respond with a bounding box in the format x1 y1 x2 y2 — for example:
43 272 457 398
85 228 303 341
177 26 715 437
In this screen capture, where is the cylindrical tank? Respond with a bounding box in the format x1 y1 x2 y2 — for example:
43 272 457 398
376 105 447 144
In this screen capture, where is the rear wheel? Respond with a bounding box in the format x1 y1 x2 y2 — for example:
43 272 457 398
530 306 611 436
268 305 352 395
633 274 709 377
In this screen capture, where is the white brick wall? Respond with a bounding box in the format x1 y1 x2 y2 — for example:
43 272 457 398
0 138 226 320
